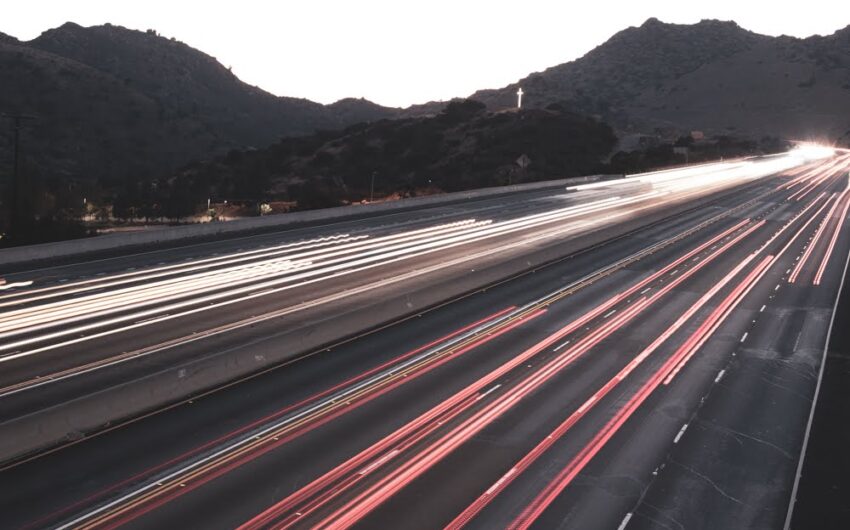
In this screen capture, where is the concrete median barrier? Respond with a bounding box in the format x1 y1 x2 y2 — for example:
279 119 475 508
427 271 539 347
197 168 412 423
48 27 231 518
0 175 610 268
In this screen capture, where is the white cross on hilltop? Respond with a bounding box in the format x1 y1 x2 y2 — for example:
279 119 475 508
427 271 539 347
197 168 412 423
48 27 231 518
516 87 524 109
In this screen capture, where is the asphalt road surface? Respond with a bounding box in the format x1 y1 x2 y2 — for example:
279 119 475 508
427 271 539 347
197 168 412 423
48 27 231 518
786 185 850 530
1 151 849 529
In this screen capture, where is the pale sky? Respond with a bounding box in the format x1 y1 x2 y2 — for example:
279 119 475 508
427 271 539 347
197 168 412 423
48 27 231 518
5 1 848 108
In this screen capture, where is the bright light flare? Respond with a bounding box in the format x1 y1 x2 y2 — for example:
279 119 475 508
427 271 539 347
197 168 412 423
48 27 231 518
791 144 835 161
566 151 811 198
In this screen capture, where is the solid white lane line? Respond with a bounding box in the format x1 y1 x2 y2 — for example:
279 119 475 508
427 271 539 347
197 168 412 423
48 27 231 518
784 199 850 529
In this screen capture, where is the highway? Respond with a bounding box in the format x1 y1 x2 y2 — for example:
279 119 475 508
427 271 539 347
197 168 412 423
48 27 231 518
0 155 804 430
1 148 849 529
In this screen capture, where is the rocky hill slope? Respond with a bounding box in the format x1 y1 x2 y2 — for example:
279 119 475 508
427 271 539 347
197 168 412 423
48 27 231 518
0 23 398 184
470 18 850 142
120 100 617 219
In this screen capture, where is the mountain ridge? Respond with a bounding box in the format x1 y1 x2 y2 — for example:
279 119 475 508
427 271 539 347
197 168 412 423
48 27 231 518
0 22 399 183
468 18 850 140
3 17 850 193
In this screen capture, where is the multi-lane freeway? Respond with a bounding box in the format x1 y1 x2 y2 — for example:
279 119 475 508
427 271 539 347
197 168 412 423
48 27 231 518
1 149 849 529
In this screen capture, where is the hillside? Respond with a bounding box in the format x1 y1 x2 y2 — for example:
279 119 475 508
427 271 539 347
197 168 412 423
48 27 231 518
112 100 618 219
109 99 782 224
0 22 398 185
4 17 846 190
469 18 850 141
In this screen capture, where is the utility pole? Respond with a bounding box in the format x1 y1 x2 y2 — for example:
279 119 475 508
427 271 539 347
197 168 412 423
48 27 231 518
370 171 376 203
2 113 37 237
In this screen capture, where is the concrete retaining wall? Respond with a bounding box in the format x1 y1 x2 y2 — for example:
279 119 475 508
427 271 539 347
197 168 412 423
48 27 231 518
0 180 757 464
0 175 610 267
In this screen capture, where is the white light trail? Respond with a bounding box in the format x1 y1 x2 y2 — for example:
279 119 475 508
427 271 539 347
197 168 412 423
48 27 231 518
0 152 831 363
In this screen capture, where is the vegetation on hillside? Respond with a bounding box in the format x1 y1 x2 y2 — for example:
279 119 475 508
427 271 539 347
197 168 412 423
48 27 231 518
0 22 396 187
609 134 789 174
0 98 790 247
106 100 617 219
467 18 850 140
